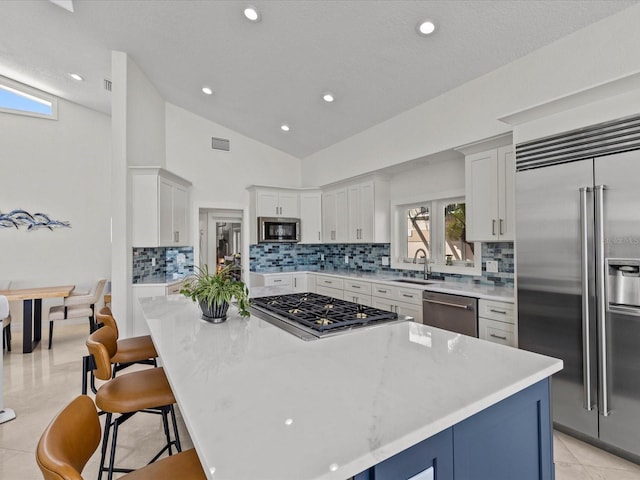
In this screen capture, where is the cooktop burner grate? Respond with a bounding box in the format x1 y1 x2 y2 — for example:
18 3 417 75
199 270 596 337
252 292 399 334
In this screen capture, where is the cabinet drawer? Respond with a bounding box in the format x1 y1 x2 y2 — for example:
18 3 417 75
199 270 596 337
316 285 344 300
344 279 372 295
478 299 514 323
344 293 373 306
264 274 292 287
396 287 422 305
371 283 394 299
316 275 344 290
479 317 516 347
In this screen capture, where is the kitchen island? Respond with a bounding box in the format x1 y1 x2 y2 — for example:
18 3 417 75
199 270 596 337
140 295 562 480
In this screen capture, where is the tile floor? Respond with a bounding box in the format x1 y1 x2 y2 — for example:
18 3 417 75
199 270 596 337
2 323 640 479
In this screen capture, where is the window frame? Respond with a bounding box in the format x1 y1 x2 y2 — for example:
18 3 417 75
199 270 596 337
0 77 58 120
391 189 481 276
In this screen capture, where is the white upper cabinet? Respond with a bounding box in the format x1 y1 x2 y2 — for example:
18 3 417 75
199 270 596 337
324 177 389 244
465 145 515 241
299 191 322 244
256 188 299 218
322 187 348 243
131 167 192 247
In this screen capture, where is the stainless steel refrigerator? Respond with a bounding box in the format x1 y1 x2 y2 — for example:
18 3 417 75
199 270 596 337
516 124 640 460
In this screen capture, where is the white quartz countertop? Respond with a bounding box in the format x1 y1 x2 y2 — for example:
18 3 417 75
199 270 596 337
141 296 561 480
251 269 514 302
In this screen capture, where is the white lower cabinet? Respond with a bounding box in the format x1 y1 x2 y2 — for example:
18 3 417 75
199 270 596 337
478 299 516 347
132 280 186 336
316 285 344 299
371 282 423 323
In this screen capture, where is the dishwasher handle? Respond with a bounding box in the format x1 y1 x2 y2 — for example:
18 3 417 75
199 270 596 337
423 298 472 310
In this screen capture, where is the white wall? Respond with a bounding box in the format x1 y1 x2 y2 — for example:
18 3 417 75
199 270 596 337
0 94 111 326
165 103 302 204
389 156 465 204
301 4 640 186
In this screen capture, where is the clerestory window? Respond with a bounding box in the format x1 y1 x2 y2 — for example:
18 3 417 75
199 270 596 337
0 78 57 119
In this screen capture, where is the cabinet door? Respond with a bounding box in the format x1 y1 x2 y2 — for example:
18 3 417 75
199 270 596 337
348 184 362 242
257 190 280 217
465 149 499 241
334 188 348 243
396 301 422 324
173 184 188 244
372 298 395 313
478 317 516 347
497 145 515 241
278 191 299 217
159 178 174 245
359 181 375 242
292 274 307 292
300 192 322 243
322 191 337 242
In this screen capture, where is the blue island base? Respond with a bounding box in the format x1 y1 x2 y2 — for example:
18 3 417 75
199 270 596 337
355 378 554 480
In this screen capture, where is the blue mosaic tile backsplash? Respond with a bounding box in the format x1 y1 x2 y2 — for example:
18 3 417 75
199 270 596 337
132 246 194 282
250 242 514 287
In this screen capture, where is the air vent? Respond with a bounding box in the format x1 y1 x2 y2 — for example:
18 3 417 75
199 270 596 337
516 113 640 171
211 137 230 151
103 79 112 92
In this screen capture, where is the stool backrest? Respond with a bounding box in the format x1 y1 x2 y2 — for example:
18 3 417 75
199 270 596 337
36 395 101 480
97 306 119 339
86 326 118 380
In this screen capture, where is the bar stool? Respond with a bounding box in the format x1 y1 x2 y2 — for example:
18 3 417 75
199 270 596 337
36 395 206 480
82 307 157 394
86 326 181 480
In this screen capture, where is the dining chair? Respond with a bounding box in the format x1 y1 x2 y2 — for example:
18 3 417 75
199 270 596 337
86 326 181 480
0 281 11 352
82 306 157 395
48 278 107 349
36 395 206 480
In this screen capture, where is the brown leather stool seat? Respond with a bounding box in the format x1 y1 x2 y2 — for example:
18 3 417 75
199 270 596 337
87 326 181 480
37 395 206 480
95 366 175 414
82 307 157 395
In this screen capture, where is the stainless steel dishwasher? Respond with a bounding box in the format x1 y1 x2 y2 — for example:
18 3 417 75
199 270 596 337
422 291 477 337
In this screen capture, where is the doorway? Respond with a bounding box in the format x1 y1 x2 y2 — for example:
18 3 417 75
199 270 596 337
198 209 243 281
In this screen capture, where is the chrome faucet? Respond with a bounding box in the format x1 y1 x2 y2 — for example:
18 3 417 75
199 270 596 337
412 248 431 280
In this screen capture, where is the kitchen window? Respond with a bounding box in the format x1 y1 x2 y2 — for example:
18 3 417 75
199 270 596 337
0 78 58 119
393 193 481 275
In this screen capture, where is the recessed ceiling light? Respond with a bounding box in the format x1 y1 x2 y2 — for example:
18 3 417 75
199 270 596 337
69 73 84 81
202 87 213 95
244 6 261 22
416 20 436 36
280 124 290 132
323 93 335 103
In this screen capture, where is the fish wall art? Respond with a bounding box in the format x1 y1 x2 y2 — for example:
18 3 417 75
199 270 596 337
0 209 71 230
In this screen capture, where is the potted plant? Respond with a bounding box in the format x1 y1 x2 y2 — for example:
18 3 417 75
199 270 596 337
180 264 251 323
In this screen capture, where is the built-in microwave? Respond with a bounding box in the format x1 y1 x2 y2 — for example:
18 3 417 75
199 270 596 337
258 217 300 243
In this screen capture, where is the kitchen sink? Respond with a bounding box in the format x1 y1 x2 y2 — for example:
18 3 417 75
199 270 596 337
389 278 435 285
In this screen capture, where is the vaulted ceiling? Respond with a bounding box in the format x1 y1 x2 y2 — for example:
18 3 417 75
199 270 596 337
0 0 636 158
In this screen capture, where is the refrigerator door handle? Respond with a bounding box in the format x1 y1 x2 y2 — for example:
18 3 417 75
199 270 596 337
595 184 610 417
579 187 594 411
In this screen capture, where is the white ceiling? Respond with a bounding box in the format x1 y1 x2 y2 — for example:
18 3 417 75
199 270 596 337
0 0 636 158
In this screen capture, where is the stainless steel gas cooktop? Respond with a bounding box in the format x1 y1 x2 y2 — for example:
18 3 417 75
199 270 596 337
250 292 406 341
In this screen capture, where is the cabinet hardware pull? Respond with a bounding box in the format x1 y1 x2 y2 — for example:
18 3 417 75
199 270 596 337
489 309 507 314
423 299 470 309
402 294 413 298
492 219 496 235
274 279 282 283
378 289 387 294
352 285 360 289
294 278 297 288
499 219 504 235
490 334 508 340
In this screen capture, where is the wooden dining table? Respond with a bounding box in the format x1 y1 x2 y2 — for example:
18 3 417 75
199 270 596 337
0 285 74 353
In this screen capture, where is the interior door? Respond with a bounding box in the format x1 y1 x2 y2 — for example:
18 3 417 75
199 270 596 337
516 159 598 438
595 150 640 456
